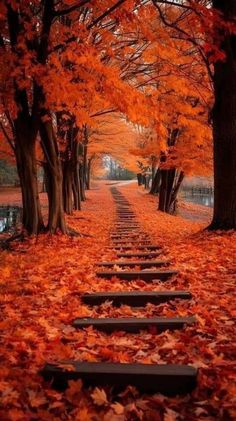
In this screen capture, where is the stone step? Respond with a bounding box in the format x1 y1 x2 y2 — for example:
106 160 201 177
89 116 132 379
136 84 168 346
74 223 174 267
72 316 195 332
96 270 178 281
81 291 192 306
41 362 198 395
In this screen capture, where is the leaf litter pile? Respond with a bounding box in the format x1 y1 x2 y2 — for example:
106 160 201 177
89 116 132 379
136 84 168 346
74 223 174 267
0 182 235 420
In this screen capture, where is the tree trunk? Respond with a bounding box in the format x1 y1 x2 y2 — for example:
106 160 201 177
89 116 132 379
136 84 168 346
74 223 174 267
15 121 44 235
158 169 184 214
150 168 161 194
87 158 92 190
83 143 89 189
79 164 86 201
137 173 142 186
72 143 81 211
62 157 73 215
72 165 81 211
210 0 236 229
40 120 67 234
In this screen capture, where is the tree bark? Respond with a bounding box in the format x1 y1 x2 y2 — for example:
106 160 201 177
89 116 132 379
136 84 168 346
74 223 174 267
150 168 161 194
210 0 236 229
40 120 67 234
62 156 73 215
158 169 184 214
15 119 44 234
87 158 92 190
137 173 142 186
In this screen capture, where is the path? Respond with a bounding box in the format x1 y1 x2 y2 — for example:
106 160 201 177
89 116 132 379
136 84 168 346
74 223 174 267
42 187 197 395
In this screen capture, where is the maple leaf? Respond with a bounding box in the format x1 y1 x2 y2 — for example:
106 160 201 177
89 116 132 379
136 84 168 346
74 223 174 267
91 387 108 406
111 402 125 415
164 408 179 421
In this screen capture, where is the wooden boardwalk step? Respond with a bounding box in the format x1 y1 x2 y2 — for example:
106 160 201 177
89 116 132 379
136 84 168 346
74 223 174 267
115 224 140 228
112 239 150 244
96 260 169 268
96 270 178 281
117 252 162 258
112 245 161 250
82 291 192 306
41 362 197 395
72 316 195 332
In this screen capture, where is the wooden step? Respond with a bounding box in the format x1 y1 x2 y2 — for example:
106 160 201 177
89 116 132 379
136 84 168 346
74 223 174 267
112 245 161 250
96 260 169 268
111 231 143 235
112 239 150 244
117 211 134 214
111 236 149 240
96 270 178 281
41 361 198 395
72 316 195 332
117 252 162 258
115 225 140 229
82 291 192 306
112 239 150 243
116 220 137 223
117 214 135 217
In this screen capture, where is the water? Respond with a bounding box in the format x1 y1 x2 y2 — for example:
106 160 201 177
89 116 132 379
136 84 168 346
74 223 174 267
0 206 22 233
183 194 214 208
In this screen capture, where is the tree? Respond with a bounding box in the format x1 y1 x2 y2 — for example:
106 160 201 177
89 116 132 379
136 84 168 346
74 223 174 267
151 0 236 227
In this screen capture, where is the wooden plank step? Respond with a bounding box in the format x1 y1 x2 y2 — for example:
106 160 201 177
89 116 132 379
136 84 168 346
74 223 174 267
115 226 140 229
115 224 140 228
117 252 162 258
117 211 134 213
96 260 169 268
82 291 192 306
111 230 142 233
111 235 149 240
117 213 135 216
96 270 178 281
41 362 198 395
111 232 142 236
112 239 150 244
116 220 137 223
72 316 195 332
112 245 161 250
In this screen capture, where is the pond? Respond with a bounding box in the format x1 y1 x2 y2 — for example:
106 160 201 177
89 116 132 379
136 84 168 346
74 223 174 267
0 206 22 233
183 194 214 208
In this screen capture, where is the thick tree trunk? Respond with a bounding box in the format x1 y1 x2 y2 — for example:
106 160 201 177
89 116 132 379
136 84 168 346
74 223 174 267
40 121 67 234
150 168 161 194
15 122 44 235
210 0 236 229
158 169 184 214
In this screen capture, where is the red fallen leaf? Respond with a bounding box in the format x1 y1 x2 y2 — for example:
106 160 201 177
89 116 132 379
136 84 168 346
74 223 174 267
0 182 235 420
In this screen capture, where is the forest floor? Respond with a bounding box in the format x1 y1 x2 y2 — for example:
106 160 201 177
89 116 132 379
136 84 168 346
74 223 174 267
0 182 235 420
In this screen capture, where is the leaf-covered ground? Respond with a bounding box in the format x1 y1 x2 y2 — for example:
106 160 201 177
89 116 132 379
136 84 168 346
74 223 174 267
0 182 235 420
